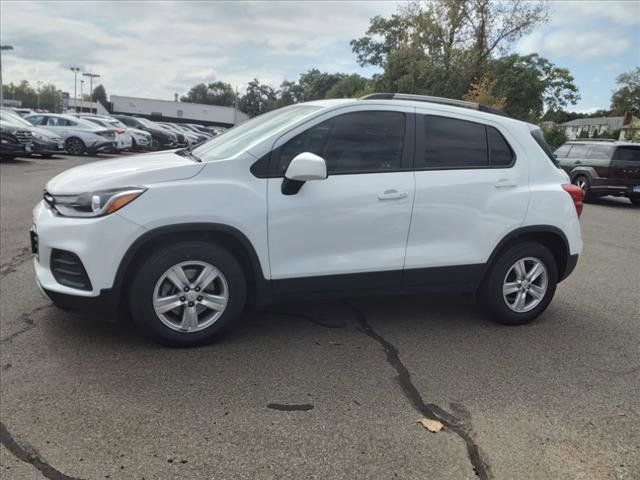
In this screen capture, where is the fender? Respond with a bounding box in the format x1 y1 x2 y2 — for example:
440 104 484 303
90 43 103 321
482 225 572 281
110 222 269 306
569 166 598 181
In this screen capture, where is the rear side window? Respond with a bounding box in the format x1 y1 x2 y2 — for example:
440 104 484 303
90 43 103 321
613 146 640 161
587 144 614 159
417 115 514 169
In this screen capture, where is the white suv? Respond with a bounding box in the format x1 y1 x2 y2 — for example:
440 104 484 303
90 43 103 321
31 94 583 346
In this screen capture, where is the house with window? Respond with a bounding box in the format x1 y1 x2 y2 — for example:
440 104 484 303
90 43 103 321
560 115 638 139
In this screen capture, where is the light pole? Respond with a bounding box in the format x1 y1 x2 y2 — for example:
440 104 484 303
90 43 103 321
36 80 43 110
70 66 80 112
80 79 85 113
1 45 15 108
82 72 100 113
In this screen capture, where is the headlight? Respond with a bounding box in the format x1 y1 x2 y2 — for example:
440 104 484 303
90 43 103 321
45 187 146 218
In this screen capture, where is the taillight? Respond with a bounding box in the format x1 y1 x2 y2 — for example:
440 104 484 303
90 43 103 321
562 183 583 217
114 128 125 134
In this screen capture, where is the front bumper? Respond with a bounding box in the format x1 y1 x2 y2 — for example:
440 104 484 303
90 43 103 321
40 284 117 314
32 138 64 155
32 200 145 298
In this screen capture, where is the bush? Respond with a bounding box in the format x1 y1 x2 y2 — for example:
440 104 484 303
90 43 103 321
543 125 568 149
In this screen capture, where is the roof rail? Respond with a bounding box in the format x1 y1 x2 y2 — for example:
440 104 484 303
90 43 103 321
360 92 509 117
569 138 616 142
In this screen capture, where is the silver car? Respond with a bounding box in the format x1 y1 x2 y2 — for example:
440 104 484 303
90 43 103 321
24 113 116 155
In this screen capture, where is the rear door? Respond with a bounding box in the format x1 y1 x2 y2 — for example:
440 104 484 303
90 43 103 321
267 107 415 292
610 146 640 187
404 113 529 287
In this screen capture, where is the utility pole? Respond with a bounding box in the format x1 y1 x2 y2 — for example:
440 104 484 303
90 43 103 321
82 72 100 113
0 45 15 108
70 67 80 113
80 79 84 114
36 80 43 110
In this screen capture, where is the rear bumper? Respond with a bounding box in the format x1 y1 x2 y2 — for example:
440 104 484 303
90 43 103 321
590 178 640 197
560 254 579 281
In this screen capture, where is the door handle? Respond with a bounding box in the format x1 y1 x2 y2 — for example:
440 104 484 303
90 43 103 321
575 160 582 165
493 179 518 188
378 189 408 200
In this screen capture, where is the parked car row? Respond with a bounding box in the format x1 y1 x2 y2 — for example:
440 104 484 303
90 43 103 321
0 107 224 159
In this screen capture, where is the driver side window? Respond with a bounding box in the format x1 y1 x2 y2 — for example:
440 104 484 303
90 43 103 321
276 111 406 175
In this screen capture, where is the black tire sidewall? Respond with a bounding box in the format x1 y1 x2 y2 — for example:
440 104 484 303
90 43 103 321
65 137 85 155
480 242 558 325
574 175 592 201
129 241 247 347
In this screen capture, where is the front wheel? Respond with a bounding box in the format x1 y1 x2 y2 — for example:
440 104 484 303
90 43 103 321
129 241 247 347
479 242 558 325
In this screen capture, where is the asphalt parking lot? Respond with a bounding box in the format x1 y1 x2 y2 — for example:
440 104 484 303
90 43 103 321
1 153 639 480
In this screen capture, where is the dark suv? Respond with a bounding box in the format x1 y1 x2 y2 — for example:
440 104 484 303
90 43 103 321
554 140 640 205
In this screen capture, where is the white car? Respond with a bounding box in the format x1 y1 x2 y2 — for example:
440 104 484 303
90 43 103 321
24 113 116 155
31 94 583 346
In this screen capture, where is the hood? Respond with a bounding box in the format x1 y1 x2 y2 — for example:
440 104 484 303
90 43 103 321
31 126 62 140
46 151 205 195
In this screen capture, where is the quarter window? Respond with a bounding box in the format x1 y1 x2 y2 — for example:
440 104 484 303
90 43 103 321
567 144 589 158
554 144 572 158
276 111 406 175
487 126 514 166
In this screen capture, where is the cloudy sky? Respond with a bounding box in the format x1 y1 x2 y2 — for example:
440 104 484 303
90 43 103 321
1 1 638 112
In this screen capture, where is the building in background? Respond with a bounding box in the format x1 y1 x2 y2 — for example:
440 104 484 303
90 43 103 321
66 98 110 115
110 95 248 127
560 115 638 140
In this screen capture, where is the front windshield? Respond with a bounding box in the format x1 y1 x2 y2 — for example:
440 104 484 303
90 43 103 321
0 109 32 127
193 105 321 161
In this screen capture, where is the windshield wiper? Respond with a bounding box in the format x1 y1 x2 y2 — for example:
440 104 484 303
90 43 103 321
176 146 202 162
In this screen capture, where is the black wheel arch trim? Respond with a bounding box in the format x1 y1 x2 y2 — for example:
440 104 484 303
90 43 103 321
482 225 575 282
569 166 597 181
111 222 268 306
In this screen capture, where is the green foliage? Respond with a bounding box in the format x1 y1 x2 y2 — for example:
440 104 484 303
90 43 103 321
181 81 237 107
92 84 107 104
490 54 580 122
326 74 372 99
591 129 599 138
238 79 278 117
610 67 640 117
542 125 567 149
578 129 590 139
2 80 62 112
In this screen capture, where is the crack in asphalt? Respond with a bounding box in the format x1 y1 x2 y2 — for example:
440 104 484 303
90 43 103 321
0 422 84 480
265 309 347 329
267 403 315 411
1 305 50 344
347 303 492 480
0 246 32 278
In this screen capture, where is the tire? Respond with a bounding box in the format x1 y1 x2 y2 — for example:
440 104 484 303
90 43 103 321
573 175 592 202
129 241 247 347
39 153 53 158
479 241 558 325
630 198 640 206
65 137 86 156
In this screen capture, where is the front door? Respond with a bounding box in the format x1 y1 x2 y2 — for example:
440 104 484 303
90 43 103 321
267 109 415 293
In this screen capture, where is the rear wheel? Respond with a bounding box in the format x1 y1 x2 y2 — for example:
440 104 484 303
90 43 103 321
129 241 247 347
573 175 592 201
479 242 558 325
65 137 86 155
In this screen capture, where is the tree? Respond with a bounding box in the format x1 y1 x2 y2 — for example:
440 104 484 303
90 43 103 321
578 128 590 138
542 125 567 149
295 69 346 102
180 81 237 106
2 80 62 112
326 74 372 98
610 67 640 117
238 79 278 117
463 73 506 110
92 84 107 104
490 54 579 122
351 0 549 98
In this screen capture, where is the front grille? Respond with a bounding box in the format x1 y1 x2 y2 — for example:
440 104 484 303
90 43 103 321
50 249 92 290
14 130 33 144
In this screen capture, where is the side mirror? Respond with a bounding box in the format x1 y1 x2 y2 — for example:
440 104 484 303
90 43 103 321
282 152 327 195
285 152 327 181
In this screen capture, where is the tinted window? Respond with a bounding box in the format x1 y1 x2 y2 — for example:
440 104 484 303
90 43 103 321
567 144 589 158
47 117 70 126
554 144 572 158
587 144 614 159
613 146 640 162
26 116 45 125
277 111 405 175
487 126 514 166
421 116 487 168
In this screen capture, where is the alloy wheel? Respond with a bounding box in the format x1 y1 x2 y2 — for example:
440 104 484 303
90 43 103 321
502 257 548 313
65 138 85 155
152 261 229 333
